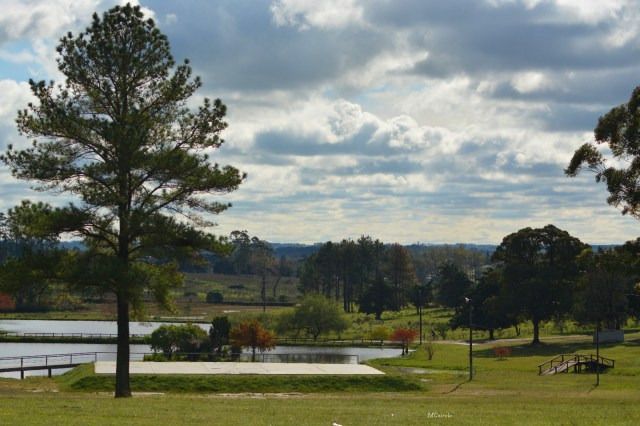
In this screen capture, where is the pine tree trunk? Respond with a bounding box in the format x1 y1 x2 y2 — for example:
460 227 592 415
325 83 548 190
115 293 131 397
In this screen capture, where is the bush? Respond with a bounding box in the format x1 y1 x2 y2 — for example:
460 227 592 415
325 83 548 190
369 326 391 344
425 340 435 361
280 295 349 341
209 316 231 354
493 346 512 360
391 327 418 355
206 291 224 303
148 324 208 357
434 323 449 340
230 320 276 362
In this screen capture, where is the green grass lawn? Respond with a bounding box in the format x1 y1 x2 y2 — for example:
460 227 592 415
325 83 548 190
2 334 640 424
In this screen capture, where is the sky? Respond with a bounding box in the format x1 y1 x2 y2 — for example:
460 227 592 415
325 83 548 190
1 0 640 245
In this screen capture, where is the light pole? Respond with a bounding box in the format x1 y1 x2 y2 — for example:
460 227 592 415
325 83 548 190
419 291 423 344
465 297 473 381
595 321 600 387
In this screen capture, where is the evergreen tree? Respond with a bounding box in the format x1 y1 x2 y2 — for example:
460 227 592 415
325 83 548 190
1 4 244 396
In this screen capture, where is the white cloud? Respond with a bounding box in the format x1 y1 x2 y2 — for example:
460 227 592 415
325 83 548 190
270 0 364 30
0 79 32 120
0 0 101 44
164 13 178 25
511 71 552 94
1 0 638 244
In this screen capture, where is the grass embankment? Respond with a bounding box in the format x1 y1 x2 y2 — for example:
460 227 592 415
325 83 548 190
55 364 422 393
1 336 640 424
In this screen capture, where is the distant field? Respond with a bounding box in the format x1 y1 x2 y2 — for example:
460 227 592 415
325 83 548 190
182 272 301 304
0 301 289 323
1 335 639 425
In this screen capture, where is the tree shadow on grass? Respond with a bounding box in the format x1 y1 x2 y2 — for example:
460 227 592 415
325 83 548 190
473 341 621 359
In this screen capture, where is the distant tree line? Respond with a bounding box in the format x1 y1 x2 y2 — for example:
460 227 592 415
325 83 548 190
297 235 488 319
297 227 640 344
449 225 640 343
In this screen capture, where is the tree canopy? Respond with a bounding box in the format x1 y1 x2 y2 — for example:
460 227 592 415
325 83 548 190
0 4 244 397
492 225 587 344
279 294 349 341
565 86 640 219
230 319 276 362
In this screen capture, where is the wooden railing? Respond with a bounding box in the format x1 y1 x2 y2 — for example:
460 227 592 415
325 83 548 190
538 353 615 375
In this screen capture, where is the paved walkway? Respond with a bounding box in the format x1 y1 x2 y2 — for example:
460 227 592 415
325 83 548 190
94 361 384 375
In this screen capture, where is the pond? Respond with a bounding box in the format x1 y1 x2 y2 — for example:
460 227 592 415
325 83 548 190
0 320 404 378
0 319 209 335
0 343 151 379
0 343 402 379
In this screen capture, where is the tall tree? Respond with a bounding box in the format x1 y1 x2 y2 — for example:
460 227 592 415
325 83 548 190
493 225 586 344
566 86 640 218
1 4 244 397
449 267 516 340
433 262 473 309
574 248 637 330
386 243 417 310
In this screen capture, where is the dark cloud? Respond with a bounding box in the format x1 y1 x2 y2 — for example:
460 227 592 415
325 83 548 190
368 0 638 75
152 0 394 92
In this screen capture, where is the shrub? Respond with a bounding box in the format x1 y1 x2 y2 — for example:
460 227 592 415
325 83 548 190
280 295 349 341
206 291 224 303
230 320 276 362
434 323 449 340
369 326 391 344
209 316 231 354
493 346 512 360
425 338 436 361
391 327 418 355
149 324 208 358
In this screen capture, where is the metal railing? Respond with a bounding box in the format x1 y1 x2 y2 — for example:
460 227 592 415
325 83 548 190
0 331 148 339
237 353 358 364
0 349 361 379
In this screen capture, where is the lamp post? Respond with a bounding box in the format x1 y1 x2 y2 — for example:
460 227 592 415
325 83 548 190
465 297 473 381
595 321 600 387
418 289 423 344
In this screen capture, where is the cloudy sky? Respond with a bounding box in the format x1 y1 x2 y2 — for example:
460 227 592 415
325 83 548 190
1 0 639 244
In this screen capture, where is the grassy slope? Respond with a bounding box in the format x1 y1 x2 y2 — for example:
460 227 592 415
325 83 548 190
56 364 422 393
1 335 640 424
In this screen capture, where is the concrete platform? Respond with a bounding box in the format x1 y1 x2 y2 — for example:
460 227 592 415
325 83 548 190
94 361 384 375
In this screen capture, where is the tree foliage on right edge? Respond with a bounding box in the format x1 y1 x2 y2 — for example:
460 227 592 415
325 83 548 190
573 244 640 329
492 225 586 344
566 86 640 219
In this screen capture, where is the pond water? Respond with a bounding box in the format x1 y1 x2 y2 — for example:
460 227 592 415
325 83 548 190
0 320 403 378
0 319 209 335
0 343 151 379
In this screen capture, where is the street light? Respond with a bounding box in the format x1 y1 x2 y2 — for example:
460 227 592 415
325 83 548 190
595 321 600 387
418 285 423 344
465 296 473 381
